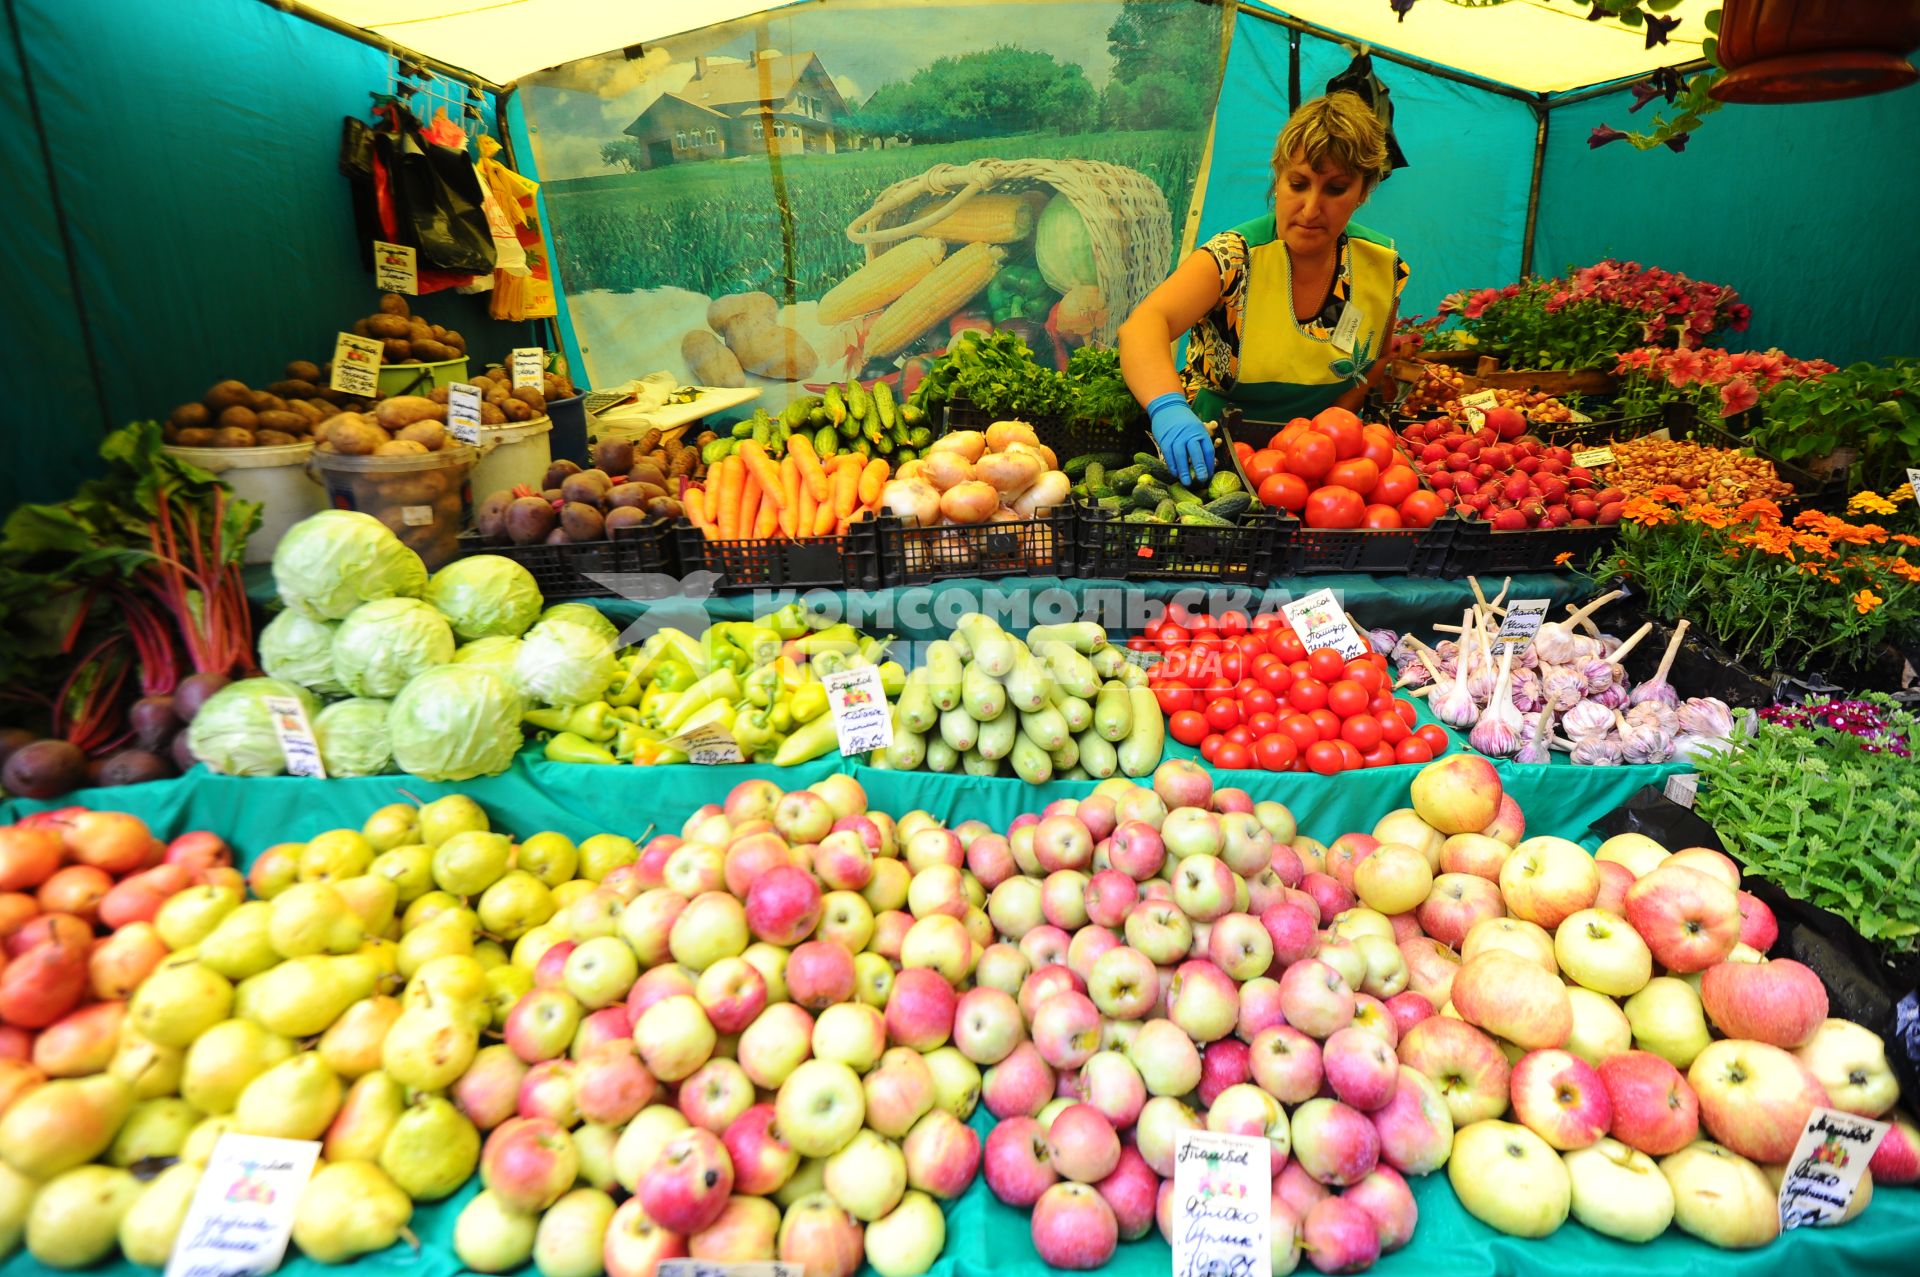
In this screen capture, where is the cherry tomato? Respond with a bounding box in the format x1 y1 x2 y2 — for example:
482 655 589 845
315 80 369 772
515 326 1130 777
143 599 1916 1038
1287 433 1337 482
1246 711 1280 738
1304 486 1367 530
1306 648 1346 682
1335 740 1366 771
1340 713 1383 751
1280 714 1321 753
1155 685 1196 716
1394 699 1419 729
1359 425 1398 471
1344 661 1384 694
1216 741 1253 771
1310 407 1366 459
1373 464 1419 507
1226 725 1255 747
1399 490 1448 528
1395 737 1435 764
1328 458 1381 496
1258 471 1310 514
1245 450 1284 488
1200 733 1223 763
1286 677 1327 713
1361 504 1404 530
1378 711 1410 745
1305 740 1347 776
1257 661 1293 695
1169 710 1209 746
1309 708 1343 741
1204 699 1241 732
1362 742 1399 768
1269 630 1307 664
1255 733 1297 772
1326 679 1371 719
1414 723 1450 754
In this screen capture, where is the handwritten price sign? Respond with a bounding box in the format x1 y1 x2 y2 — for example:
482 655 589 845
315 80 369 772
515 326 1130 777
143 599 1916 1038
826 665 893 756
1173 1130 1271 1277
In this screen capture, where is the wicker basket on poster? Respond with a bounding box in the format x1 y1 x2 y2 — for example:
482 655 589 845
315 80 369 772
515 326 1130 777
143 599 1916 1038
844 158 1172 348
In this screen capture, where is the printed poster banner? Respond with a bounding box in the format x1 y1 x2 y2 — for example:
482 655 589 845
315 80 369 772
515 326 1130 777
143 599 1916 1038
519 0 1227 409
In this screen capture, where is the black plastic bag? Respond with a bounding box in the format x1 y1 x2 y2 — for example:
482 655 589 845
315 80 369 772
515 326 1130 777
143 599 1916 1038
372 108 496 275
1592 786 1920 1103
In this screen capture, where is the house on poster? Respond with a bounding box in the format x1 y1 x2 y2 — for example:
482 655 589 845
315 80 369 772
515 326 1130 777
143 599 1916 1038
621 51 851 169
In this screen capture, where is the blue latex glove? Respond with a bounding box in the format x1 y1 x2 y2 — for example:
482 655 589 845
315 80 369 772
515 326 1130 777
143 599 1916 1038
1146 392 1215 485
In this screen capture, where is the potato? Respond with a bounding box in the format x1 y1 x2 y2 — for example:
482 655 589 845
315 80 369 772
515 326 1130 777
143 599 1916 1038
267 380 315 400
169 403 211 431
430 323 447 339
212 427 256 448
485 385 509 405
480 402 507 425
681 329 745 388
285 360 322 382
381 472 447 504
324 417 388 456
429 386 451 405
443 330 466 354
203 380 252 412
708 292 777 339
218 405 259 433
412 339 456 362
375 395 443 431
510 386 547 413
498 398 530 423
175 428 216 447
729 324 817 380
382 338 413 362
375 439 429 456
256 430 298 446
353 318 373 337
365 313 410 340
256 410 308 435
378 293 409 317
397 422 446 450
406 318 434 343
248 390 279 413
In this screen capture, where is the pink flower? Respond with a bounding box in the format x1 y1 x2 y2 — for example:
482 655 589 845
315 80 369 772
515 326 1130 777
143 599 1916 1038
1719 378 1759 415
1665 348 1707 386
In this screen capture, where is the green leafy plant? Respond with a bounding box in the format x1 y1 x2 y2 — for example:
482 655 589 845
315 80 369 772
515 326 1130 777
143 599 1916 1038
1746 359 1920 495
1693 699 1920 950
909 330 1143 432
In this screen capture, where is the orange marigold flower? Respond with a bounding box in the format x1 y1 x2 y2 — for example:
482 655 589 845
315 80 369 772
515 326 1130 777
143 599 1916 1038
1792 510 1836 531
1735 498 1783 523
1648 485 1690 505
1824 573 1842 584
1792 533 1834 559
1894 533 1920 548
1888 560 1920 583
1828 522 1889 546
1623 497 1676 527
1683 503 1732 529
1552 551 1574 567
1854 589 1883 614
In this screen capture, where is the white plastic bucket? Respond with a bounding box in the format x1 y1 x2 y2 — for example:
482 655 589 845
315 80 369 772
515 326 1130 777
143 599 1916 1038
163 442 326 565
470 416 553 500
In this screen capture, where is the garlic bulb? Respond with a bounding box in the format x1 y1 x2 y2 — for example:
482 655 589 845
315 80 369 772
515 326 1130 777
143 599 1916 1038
1511 667 1543 715
1625 701 1680 737
1469 647 1523 758
1562 699 1615 739
1515 693 1560 766
1593 683 1632 710
1570 736 1624 766
1629 619 1690 708
1540 663 1587 707
1534 591 1624 664
1676 696 1734 739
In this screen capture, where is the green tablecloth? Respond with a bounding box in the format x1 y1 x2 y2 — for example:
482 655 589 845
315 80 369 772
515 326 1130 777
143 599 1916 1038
8 751 1907 1277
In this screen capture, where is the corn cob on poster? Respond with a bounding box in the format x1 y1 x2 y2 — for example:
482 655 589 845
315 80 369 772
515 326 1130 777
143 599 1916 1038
518 0 1226 408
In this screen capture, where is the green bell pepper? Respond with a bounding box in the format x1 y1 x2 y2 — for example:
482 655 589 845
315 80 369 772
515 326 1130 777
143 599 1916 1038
987 263 1055 323
546 731 618 765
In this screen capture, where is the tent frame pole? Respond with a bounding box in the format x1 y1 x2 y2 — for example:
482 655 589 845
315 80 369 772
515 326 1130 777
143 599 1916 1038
1546 59 1712 110
256 0 506 92
1521 102 1547 279
1232 3 1539 103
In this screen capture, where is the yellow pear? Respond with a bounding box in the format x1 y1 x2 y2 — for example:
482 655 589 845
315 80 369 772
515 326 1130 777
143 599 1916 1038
319 996 404 1078
128 954 233 1048
336 874 400 936
0 1074 133 1178
324 1071 407 1163
181 1115 236 1166
298 828 375 881
397 911 477 979
153 884 242 950
234 1054 343 1141
362 803 421 852
27 1165 140 1268
119 1161 202 1267
107 1096 198 1167
0 1160 36 1255
372 845 435 903
242 955 368 1039
382 1005 479 1092
198 901 279 980
108 1028 183 1100
269 881 364 957
380 1095 480 1200
181 1019 295 1115
291 1160 412 1263
418 793 489 846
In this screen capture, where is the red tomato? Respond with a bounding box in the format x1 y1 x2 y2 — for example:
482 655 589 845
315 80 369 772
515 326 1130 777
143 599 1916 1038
1244 450 1284 488
1369 691 1396 717
1232 441 1254 464
1286 678 1327 713
1234 678 1264 700
1305 648 1345 682
1201 733 1223 762
1269 631 1307 663
1252 613 1284 633
1287 433 1337 482
1378 711 1410 744
1155 685 1196 716
1190 629 1221 648
1275 422 1311 453
1304 486 1366 529
1326 680 1371 719
1328 458 1381 496
1288 660 1314 682
1340 714 1383 751
1236 634 1268 662
1257 661 1294 695
1395 737 1435 764
1169 710 1209 746
1310 407 1365 459
1373 465 1419 507
1242 688 1278 717
1205 677 1237 703
1309 708 1343 741
1362 742 1399 768
1247 711 1279 738
1394 699 1419 729
1361 505 1404 530
1343 661 1384 693
1359 426 1397 471
1220 648 1244 684
1226 725 1255 747
1216 741 1253 771
1305 740 1347 776
1204 699 1241 731
1259 472 1311 514
1250 650 1281 674
1280 714 1321 753
1399 490 1448 528
1414 723 1450 754
1256 733 1298 772
1152 621 1189 648
1217 611 1248 638
1335 740 1366 771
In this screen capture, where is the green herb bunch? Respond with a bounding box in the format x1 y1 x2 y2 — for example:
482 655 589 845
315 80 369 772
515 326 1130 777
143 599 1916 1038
910 331 1143 432
1748 359 1920 495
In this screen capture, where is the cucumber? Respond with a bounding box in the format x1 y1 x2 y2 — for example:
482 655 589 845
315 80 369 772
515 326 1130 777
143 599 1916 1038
823 384 848 425
895 447 918 462
848 381 873 422
1154 498 1179 522
1048 736 1079 771
923 736 959 774
872 379 898 431
956 614 1014 676
1010 731 1053 785
939 705 979 754
807 406 831 428
815 425 839 458
885 727 925 771
897 668 937 735
1093 680 1134 743
700 438 736 465
1088 643 1127 680
1028 622 1106 654
1179 509 1235 528
780 397 814 430
837 414 861 440
1083 462 1107 493
924 640 964 711
1063 451 1130 479
1124 510 1156 524
1170 482 1202 505
1207 470 1244 499
963 661 1007 721
961 748 1002 778
1075 728 1118 779
1132 453 1174 484
1132 482 1166 512
1205 493 1252 518
731 420 756 439
1019 705 1071 752
1117 686 1166 777
1106 464 1147 490
1050 685 1093 733
1002 641 1050 713
907 426 933 449
1033 640 1099 700
1096 495 1124 511
975 706 1018 761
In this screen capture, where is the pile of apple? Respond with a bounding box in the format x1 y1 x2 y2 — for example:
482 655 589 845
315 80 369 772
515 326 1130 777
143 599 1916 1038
1396 410 1624 529
0 810 236 1056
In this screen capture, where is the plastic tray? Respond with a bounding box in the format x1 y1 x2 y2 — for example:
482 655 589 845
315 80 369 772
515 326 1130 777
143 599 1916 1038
673 519 882 595
943 400 1151 465
873 507 1075 586
1076 501 1280 583
456 519 676 600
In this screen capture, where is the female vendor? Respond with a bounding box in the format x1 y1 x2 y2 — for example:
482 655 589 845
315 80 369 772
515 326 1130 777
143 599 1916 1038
1118 92 1407 483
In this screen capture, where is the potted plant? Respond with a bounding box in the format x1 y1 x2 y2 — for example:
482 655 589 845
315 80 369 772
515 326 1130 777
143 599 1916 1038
1743 359 1920 495
1612 345 1836 431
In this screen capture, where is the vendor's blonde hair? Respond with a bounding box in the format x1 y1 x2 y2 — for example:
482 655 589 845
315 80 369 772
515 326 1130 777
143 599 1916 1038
1271 92 1391 200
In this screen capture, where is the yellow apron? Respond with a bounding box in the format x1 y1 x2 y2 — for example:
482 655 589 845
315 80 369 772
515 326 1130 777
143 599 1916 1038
1193 215 1399 423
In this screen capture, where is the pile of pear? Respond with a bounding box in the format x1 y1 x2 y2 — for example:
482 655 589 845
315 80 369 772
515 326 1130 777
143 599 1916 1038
0 794 630 1269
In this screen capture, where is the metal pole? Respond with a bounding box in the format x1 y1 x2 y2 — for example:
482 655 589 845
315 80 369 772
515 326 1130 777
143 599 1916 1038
1520 102 1548 280
256 0 506 92
1233 3 1537 103
1545 59 1713 110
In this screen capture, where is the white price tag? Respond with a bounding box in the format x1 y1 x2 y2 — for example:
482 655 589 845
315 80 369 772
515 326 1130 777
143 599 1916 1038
400 505 434 527
1573 447 1617 469
1331 303 1363 354
448 381 483 445
1460 389 1499 410
373 241 418 294
1495 598 1551 650
328 333 383 398
1464 406 1487 430
663 721 743 766
1172 1130 1271 1277
1907 467 1920 505
1663 772 1698 809
1280 589 1368 660
1778 1108 1890 1231
264 695 326 779
659 1263 803 1277
165 1134 321 1277
511 347 546 389
825 665 892 757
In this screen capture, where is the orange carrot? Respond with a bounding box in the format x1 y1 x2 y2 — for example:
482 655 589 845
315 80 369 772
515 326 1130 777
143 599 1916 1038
753 490 779 538
738 441 786 510
796 466 817 541
778 456 800 538
831 456 861 519
859 458 889 508
789 432 829 502
686 485 717 540
737 469 762 544
716 457 744 539
813 498 836 536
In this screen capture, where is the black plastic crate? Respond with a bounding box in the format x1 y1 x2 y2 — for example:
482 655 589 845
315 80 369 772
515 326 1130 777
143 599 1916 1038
1678 405 1851 511
673 518 882 594
1077 501 1279 583
456 519 676 600
874 507 1075 586
943 400 1151 465
1440 518 1619 577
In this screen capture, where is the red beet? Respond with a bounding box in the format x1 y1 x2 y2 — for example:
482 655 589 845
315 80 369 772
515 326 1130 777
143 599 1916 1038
128 696 179 751
1 740 86 799
173 673 230 722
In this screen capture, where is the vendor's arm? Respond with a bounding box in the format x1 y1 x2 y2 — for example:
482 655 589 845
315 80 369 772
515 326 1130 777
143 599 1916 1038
1118 254 1225 483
